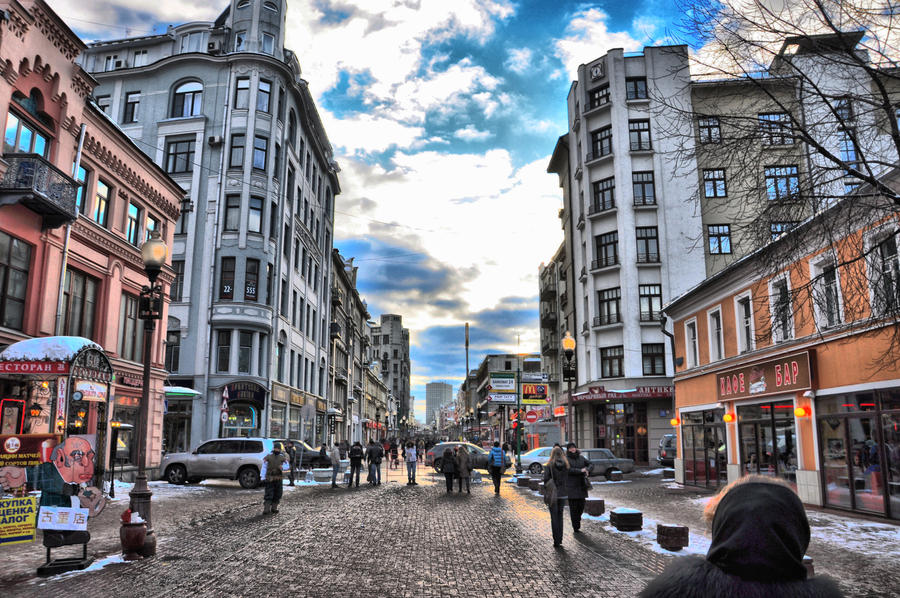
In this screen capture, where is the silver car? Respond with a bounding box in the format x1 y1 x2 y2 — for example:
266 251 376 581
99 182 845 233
160 437 275 489
581 448 635 478
520 447 555 474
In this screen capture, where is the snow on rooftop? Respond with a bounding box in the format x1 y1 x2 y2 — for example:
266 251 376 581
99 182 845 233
0 336 102 362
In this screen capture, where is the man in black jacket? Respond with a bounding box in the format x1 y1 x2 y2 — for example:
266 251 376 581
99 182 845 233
366 440 384 486
347 441 364 488
564 442 591 533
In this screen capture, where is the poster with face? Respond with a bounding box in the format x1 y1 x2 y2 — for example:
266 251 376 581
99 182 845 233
51 435 96 484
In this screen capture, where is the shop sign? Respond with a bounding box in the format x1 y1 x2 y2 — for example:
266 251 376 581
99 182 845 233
553 406 567 417
487 393 516 404
223 382 266 407
272 384 289 404
0 496 38 545
488 373 516 392
71 350 113 383
572 386 674 402
37 506 89 531
73 380 107 402
0 361 68 374
716 351 812 401
317 399 327 412
522 384 549 404
115 396 140 408
1 434 61 467
115 372 142 387
521 372 549 383
55 378 66 424
290 392 303 406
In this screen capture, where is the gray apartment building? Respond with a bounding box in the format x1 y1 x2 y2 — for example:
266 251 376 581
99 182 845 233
78 0 339 451
425 381 452 426
370 314 411 428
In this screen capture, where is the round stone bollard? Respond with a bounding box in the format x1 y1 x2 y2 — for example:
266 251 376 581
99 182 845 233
517 476 532 488
610 508 643 531
608 470 623 481
656 524 689 551
585 497 605 516
803 556 814 577
528 478 542 491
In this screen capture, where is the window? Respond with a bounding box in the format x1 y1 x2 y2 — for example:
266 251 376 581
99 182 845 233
625 77 647 100
639 284 662 322
245 259 259 301
234 30 247 52
764 165 800 201
175 210 188 235
59 268 97 339
838 128 859 168
4 111 49 157
288 111 297 146
736 295 753 353
281 277 289 317
628 119 651 151
224 195 241 231
770 221 798 240
642 344 665 375
269 201 278 238
92 180 110 227
104 55 118 71
96 96 111 114
589 85 610 109
813 263 841 328
601 346 624 378
594 232 618 268
597 287 621 325
217 330 231 372
171 81 202 117
771 278 793 342
283 224 290 257
166 139 194 174
703 169 727 198
257 80 271 113
126 202 141 245
261 32 275 55
834 98 853 121
180 32 204 53
698 116 721 143
118 295 143 362
708 225 731 254
591 177 615 212
165 331 180 372
872 235 900 314
144 213 158 240
632 171 655 206
229 134 245 168
264 1 278 12
273 144 281 179
171 260 185 301
252 136 268 170
759 112 793 145
277 87 286 121
708 309 724 361
248 196 263 233
265 264 274 306
636 227 659 263
123 92 140 123
234 77 250 109
130 49 148 67
685 320 699 368
220 257 235 300
72 164 90 215
238 331 252 373
293 240 300 270
292 291 298 326
590 126 612 158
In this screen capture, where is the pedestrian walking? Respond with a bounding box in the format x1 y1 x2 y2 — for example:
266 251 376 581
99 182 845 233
348 441 364 488
405 441 418 485
329 442 342 488
319 443 328 464
260 442 287 515
389 439 399 470
441 447 456 493
367 439 384 486
638 475 843 597
563 442 591 533
542 446 569 547
487 441 506 494
456 446 472 494
284 440 297 486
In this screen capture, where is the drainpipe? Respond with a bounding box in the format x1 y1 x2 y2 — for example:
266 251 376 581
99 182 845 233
659 314 678 416
54 123 87 335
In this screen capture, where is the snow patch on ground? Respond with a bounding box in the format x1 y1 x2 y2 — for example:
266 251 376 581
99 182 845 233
584 512 711 557
590 480 632 485
641 468 674 476
661 482 683 489
26 554 127 586
807 511 900 558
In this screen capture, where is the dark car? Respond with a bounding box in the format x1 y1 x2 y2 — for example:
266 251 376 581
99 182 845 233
581 448 635 478
280 439 330 469
657 434 677 467
426 442 511 472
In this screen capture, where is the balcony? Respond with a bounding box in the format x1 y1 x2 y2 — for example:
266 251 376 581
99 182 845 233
540 283 557 300
591 256 619 271
585 149 613 164
331 287 344 307
592 314 622 328
335 367 349 383
540 310 557 328
576 213 585 230
559 291 568 307
633 197 657 208
578 266 587 282
581 321 589 334
0 154 78 229
636 252 660 264
640 311 664 323
572 116 581 132
574 164 583 180
329 321 342 340
587 201 615 218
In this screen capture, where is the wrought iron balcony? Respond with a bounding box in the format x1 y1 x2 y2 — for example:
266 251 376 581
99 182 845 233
331 287 344 307
0 154 78 229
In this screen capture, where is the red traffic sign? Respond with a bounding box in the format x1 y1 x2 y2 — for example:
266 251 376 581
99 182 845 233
525 411 538 423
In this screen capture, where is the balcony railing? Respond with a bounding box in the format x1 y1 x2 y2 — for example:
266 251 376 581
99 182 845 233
633 197 657 207
585 149 612 163
640 311 663 323
540 310 557 327
581 322 589 333
0 153 78 229
630 141 652 152
559 291 568 307
588 201 615 216
591 256 619 270
636 252 660 264
593 314 621 327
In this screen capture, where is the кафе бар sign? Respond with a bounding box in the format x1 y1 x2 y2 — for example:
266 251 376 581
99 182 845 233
716 351 813 401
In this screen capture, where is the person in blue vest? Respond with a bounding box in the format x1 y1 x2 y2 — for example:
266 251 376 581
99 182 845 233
488 441 506 494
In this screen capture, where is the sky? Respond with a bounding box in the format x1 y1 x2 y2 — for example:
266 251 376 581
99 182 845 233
49 0 686 422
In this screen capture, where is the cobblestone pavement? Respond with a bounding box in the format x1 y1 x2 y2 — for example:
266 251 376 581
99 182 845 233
2 466 898 597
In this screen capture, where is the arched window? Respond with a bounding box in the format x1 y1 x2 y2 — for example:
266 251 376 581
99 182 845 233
171 81 203 117
237 0 251 8
288 110 296 147
263 1 278 12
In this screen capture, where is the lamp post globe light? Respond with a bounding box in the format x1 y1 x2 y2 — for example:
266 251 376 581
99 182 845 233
128 229 168 557
561 331 576 445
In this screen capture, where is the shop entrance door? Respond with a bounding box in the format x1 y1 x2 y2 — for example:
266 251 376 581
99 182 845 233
682 409 726 488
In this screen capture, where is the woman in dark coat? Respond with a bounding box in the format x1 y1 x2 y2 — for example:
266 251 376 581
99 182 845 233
441 447 456 493
542 446 569 547
563 442 591 533
455 447 472 494
639 475 843 598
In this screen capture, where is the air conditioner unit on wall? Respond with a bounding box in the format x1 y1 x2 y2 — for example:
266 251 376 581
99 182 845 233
208 135 223 146
114 59 126 69
207 40 222 54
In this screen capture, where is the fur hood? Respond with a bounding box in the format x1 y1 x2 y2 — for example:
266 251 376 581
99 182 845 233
638 556 843 598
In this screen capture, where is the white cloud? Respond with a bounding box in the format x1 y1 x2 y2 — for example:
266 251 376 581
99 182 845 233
505 47 533 74
453 125 491 141
321 112 426 154
48 0 220 37
554 8 643 80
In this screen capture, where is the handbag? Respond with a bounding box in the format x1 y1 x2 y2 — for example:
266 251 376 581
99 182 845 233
543 477 558 507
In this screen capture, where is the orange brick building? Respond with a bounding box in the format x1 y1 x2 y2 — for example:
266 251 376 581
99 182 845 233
664 182 900 520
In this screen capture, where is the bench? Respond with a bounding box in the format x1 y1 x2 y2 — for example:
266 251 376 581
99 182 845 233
37 530 94 576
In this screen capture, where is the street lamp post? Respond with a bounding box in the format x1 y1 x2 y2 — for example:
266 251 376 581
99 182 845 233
515 355 522 474
562 331 576 445
129 230 167 557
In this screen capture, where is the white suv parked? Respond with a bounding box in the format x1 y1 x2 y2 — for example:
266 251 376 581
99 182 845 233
160 437 275 489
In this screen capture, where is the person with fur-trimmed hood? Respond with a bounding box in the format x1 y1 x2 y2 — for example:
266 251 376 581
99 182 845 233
261 442 288 515
638 475 843 598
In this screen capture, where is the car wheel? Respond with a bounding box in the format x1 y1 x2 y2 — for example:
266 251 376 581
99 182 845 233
165 464 187 485
238 466 260 489
433 458 443 473
605 468 616 480
528 462 542 474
